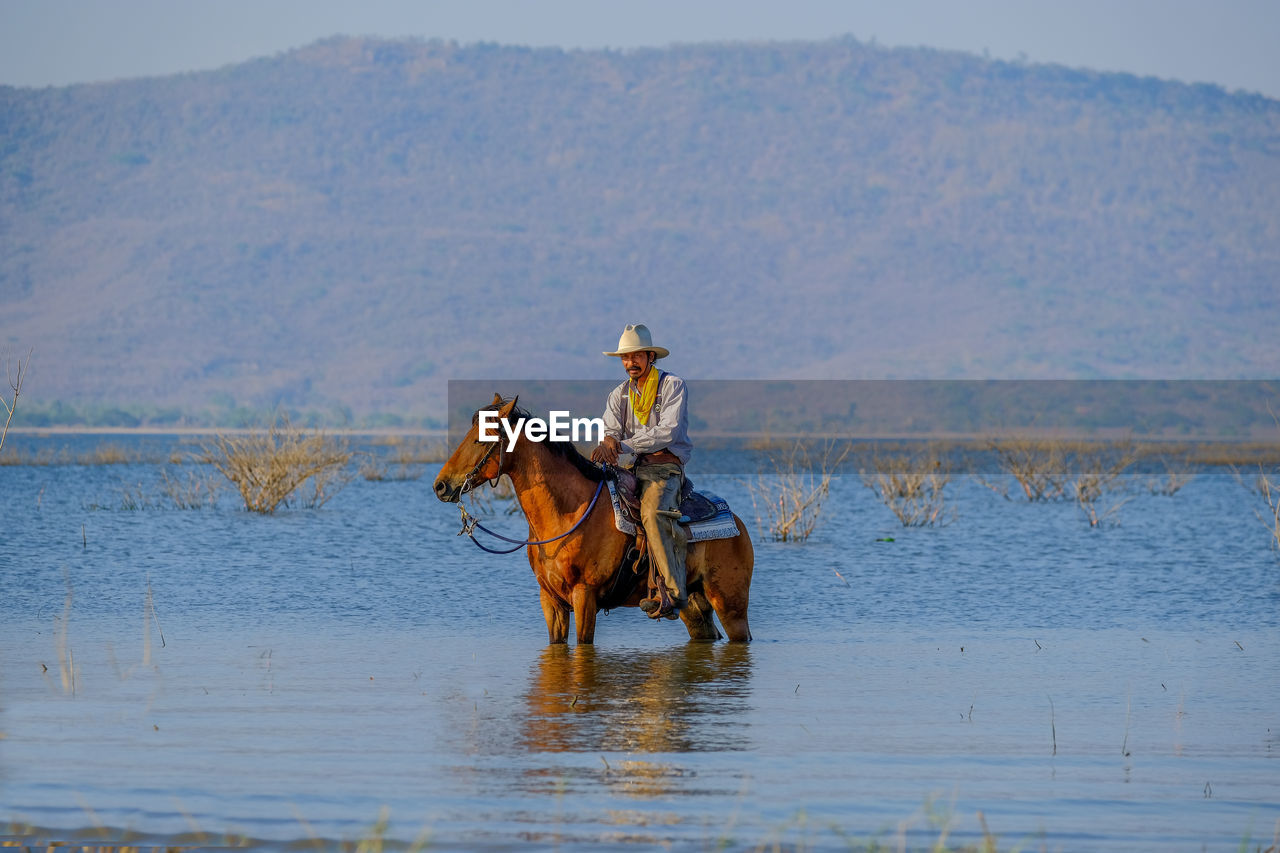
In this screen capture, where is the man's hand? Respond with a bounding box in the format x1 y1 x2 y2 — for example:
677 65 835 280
591 435 621 465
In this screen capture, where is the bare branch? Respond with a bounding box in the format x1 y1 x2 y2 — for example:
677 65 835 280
1072 440 1140 528
985 434 1069 501
0 347 33 455
748 439 849 542
860 444 954 527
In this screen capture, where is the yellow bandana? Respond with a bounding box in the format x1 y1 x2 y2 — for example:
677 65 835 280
628 368 661 426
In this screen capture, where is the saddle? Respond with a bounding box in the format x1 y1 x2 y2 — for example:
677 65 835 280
610 466 720 527
599 466 731 615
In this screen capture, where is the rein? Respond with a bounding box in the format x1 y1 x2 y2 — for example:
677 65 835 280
457 462 609 555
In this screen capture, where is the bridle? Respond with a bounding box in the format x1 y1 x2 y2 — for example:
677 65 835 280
459 427 505 494
457 476 606 554
453 409 608 555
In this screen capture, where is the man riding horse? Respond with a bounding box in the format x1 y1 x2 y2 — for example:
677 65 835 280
590 324 691 620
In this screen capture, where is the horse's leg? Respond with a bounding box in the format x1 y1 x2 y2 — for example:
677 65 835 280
540 588 570 645
679 589 722 641
704 583 752 642
571 584 599 645
702 522 754 643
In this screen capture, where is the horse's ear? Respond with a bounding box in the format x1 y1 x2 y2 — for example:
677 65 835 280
491 392 503 407
498 395 519 420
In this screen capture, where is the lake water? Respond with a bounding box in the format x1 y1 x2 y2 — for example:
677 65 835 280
2 435 1278 851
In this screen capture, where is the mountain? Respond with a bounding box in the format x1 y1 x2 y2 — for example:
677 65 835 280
2 36 1278 427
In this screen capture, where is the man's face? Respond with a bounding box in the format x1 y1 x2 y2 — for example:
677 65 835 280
620 351 654 380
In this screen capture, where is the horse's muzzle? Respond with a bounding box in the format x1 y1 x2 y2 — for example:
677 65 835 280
434 477 462 503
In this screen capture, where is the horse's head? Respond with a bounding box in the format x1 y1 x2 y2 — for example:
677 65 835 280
433 393 521 503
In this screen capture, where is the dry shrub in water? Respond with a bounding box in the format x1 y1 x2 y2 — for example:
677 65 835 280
360 439 445 481
1188 440 1280 467
984 435 1070 501
749 440 849 542
743 435 792 452
86 467 221 511
984 435 1146 525
1237 405 1280 553
0 446 70 466
159 467 221 509
1146 452 1196 496
398 438 448 464
360 455 408 481
79 442 138 465
1227 462 1280 553
203 416 352 513
861 446 953 527
1249 470 1280 553
1072 441 1140 527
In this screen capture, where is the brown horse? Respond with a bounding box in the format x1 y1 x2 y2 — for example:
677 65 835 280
434 395 753 645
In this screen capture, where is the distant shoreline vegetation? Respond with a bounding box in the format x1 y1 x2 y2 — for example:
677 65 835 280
14 383 1280 439
447 380 1280 442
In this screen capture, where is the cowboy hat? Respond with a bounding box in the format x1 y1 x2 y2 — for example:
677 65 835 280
603 323 669 359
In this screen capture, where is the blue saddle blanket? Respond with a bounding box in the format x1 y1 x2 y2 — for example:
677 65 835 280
606 481 739 542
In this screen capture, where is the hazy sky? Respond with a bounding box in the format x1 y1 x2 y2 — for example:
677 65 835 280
1 0 1278 98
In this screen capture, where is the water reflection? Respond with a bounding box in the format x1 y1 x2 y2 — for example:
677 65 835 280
522 643 754 756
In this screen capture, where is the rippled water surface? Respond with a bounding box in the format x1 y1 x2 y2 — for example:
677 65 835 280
2 435 1279 851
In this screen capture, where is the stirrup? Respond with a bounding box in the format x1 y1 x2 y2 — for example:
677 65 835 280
644 588 683 620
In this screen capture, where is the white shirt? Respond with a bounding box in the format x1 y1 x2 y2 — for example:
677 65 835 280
602 370 692 465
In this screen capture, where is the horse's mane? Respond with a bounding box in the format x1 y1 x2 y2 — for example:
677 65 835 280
474 400 605 483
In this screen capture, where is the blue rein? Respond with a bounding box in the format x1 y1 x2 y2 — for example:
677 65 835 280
458 474 607 555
